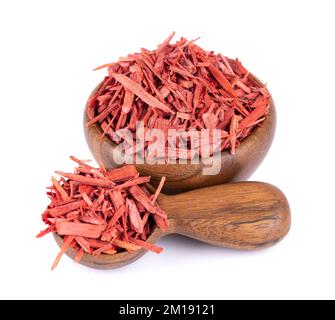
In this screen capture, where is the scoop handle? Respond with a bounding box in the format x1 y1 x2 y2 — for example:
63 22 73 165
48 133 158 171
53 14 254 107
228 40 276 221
158 182 291 250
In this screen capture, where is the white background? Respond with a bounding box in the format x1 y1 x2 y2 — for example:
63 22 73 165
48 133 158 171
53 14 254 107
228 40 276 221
0 0 334 300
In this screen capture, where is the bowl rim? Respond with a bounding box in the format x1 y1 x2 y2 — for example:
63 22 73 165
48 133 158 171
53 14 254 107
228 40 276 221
84 75 275 164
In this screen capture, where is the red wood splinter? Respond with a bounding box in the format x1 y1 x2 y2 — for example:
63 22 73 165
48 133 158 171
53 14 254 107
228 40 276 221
38 156 167 269
87 33 270 159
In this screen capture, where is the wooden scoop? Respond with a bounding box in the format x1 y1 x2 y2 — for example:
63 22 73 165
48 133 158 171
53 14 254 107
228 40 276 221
54 181 291 269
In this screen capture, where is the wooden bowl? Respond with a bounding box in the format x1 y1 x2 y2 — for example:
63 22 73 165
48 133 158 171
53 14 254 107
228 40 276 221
84 78 276 194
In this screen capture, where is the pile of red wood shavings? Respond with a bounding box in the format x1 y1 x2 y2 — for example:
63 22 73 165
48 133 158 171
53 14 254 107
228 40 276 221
37 156 167 270
87 32 270 158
